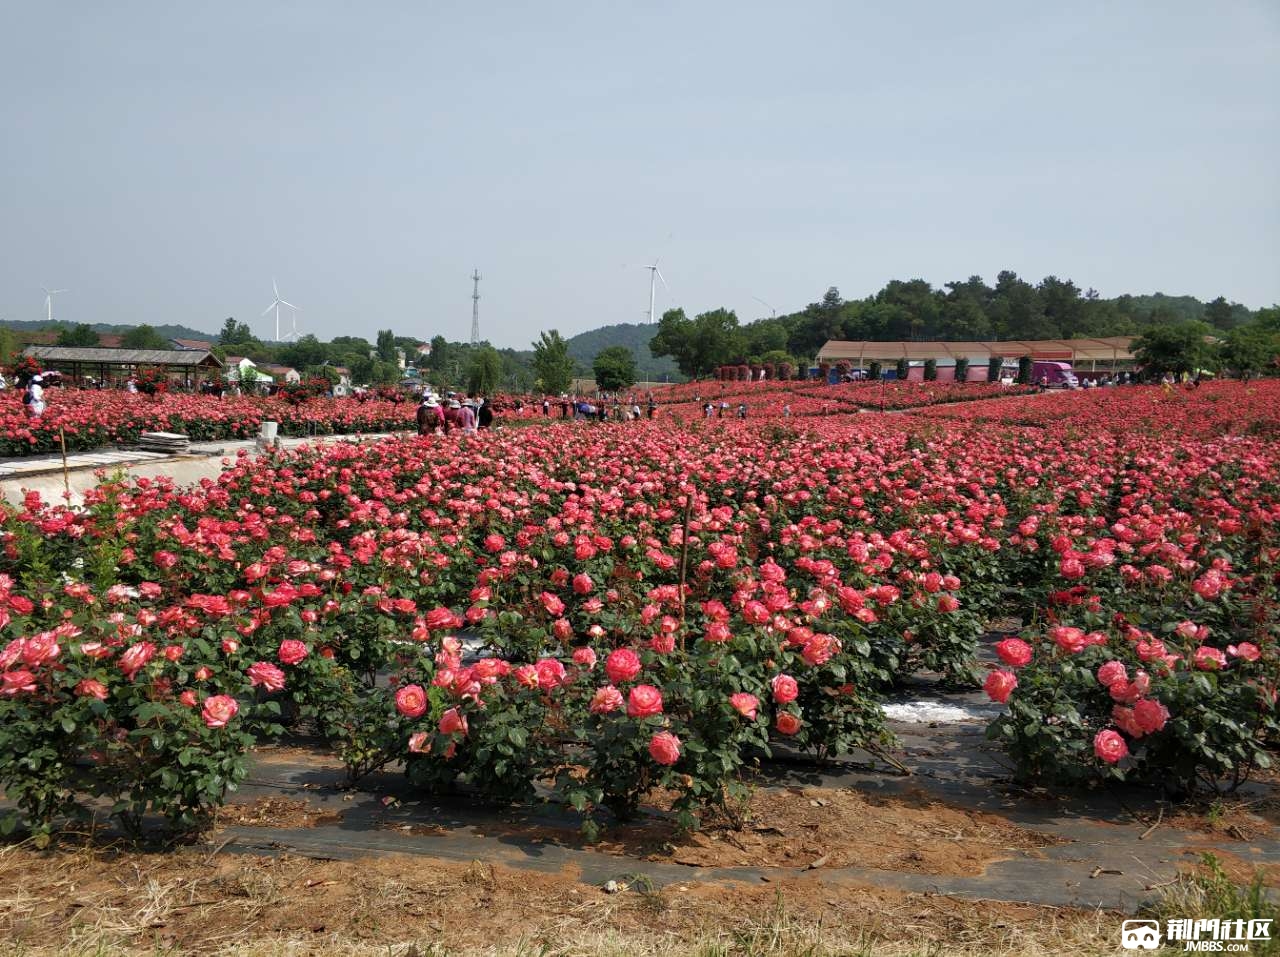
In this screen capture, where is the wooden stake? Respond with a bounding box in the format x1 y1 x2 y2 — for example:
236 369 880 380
59 427 70 501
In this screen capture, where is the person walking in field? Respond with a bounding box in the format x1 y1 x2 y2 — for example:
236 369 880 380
443 398 462 435
24 375 46 418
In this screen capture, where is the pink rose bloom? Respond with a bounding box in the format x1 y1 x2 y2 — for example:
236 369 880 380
1193 646 1228 671
1133 698 1170 735
2 670 38 696
1049 627 1087 654
202 694 239 729
604 648 642 684
408 731 430 753
589 685 624 714
75 678 109 700
1096 660 1128 688
1112 705 1144 738
801 634 841 667
936 594 960 613
1108 680 1142 705
994 638 1032 668
983 669 1018 704
534 658 567 690
774 712 802 736
572 573 594 595
118 642 156 680
649 632 676 655
572 647 597 670
704 621 733 643
1192 571 1226 600
395 683 428 718
221 638 239 655
552 618 574 641
1228 642 1261 662
627 684 664 718
21 633 60 667
513 664 539 689
648 731 681 766
278 639 308 665
1175 620 1206 642
425 607 460 631
539 591 566 617
179 689 198 708
1093 728 1128 764
247 661 286 692
438 707 468 736
729 692 759 721
770 673 799 704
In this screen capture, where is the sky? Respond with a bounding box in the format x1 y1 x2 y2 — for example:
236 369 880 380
1 2 1277 349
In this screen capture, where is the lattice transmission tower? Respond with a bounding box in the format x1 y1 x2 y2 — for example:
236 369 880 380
470 269 482 346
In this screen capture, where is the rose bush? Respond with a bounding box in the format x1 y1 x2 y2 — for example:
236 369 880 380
0 381 1276 842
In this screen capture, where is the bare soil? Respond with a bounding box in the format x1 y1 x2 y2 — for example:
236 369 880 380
0 842 1118 956
217 798 344 830
472 785 1065 876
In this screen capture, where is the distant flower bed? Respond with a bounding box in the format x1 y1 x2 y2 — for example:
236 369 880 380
0 391 417 456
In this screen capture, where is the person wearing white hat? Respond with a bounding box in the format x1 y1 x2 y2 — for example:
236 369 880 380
25 374 46 418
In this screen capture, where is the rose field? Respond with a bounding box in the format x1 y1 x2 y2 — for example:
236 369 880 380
2 379 1280 955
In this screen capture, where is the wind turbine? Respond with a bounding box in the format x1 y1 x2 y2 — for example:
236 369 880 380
261 279 299 342
42 287 67 323
636 259 669 324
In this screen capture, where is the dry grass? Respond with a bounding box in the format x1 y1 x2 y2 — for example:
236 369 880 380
0 839 1125 957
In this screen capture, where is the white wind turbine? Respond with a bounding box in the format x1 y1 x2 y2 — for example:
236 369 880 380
635 258 670 324
42 287 68 323
261 278 299 341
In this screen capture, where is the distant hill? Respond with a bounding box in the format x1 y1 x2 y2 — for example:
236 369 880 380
0 319 218 342
564 322 683 382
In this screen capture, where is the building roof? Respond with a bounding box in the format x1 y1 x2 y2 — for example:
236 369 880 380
260 363 298 375
817 337 1139 363
170 337 213 351
22 346 225 368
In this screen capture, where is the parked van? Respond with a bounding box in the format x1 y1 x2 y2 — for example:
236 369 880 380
1031 361 1078 389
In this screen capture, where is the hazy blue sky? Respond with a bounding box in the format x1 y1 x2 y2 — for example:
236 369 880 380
2 2 1276 348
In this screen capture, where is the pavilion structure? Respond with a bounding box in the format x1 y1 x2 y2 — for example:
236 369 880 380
21 346 225 389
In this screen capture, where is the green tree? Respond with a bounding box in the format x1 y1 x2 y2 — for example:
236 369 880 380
56 324 100 347
279 334 327 371
1132 321 1215 379
121 324 168 350
426 335 450 372
0 327 18 367
1218 326 1279 379
592 345 638 392
531 330 575 395
466 345 503 394
650 307 743 378
218 317 256 347
376 329 398 364
1204 296 1237 330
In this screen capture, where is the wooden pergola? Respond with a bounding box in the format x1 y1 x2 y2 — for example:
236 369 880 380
21 346 225 389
